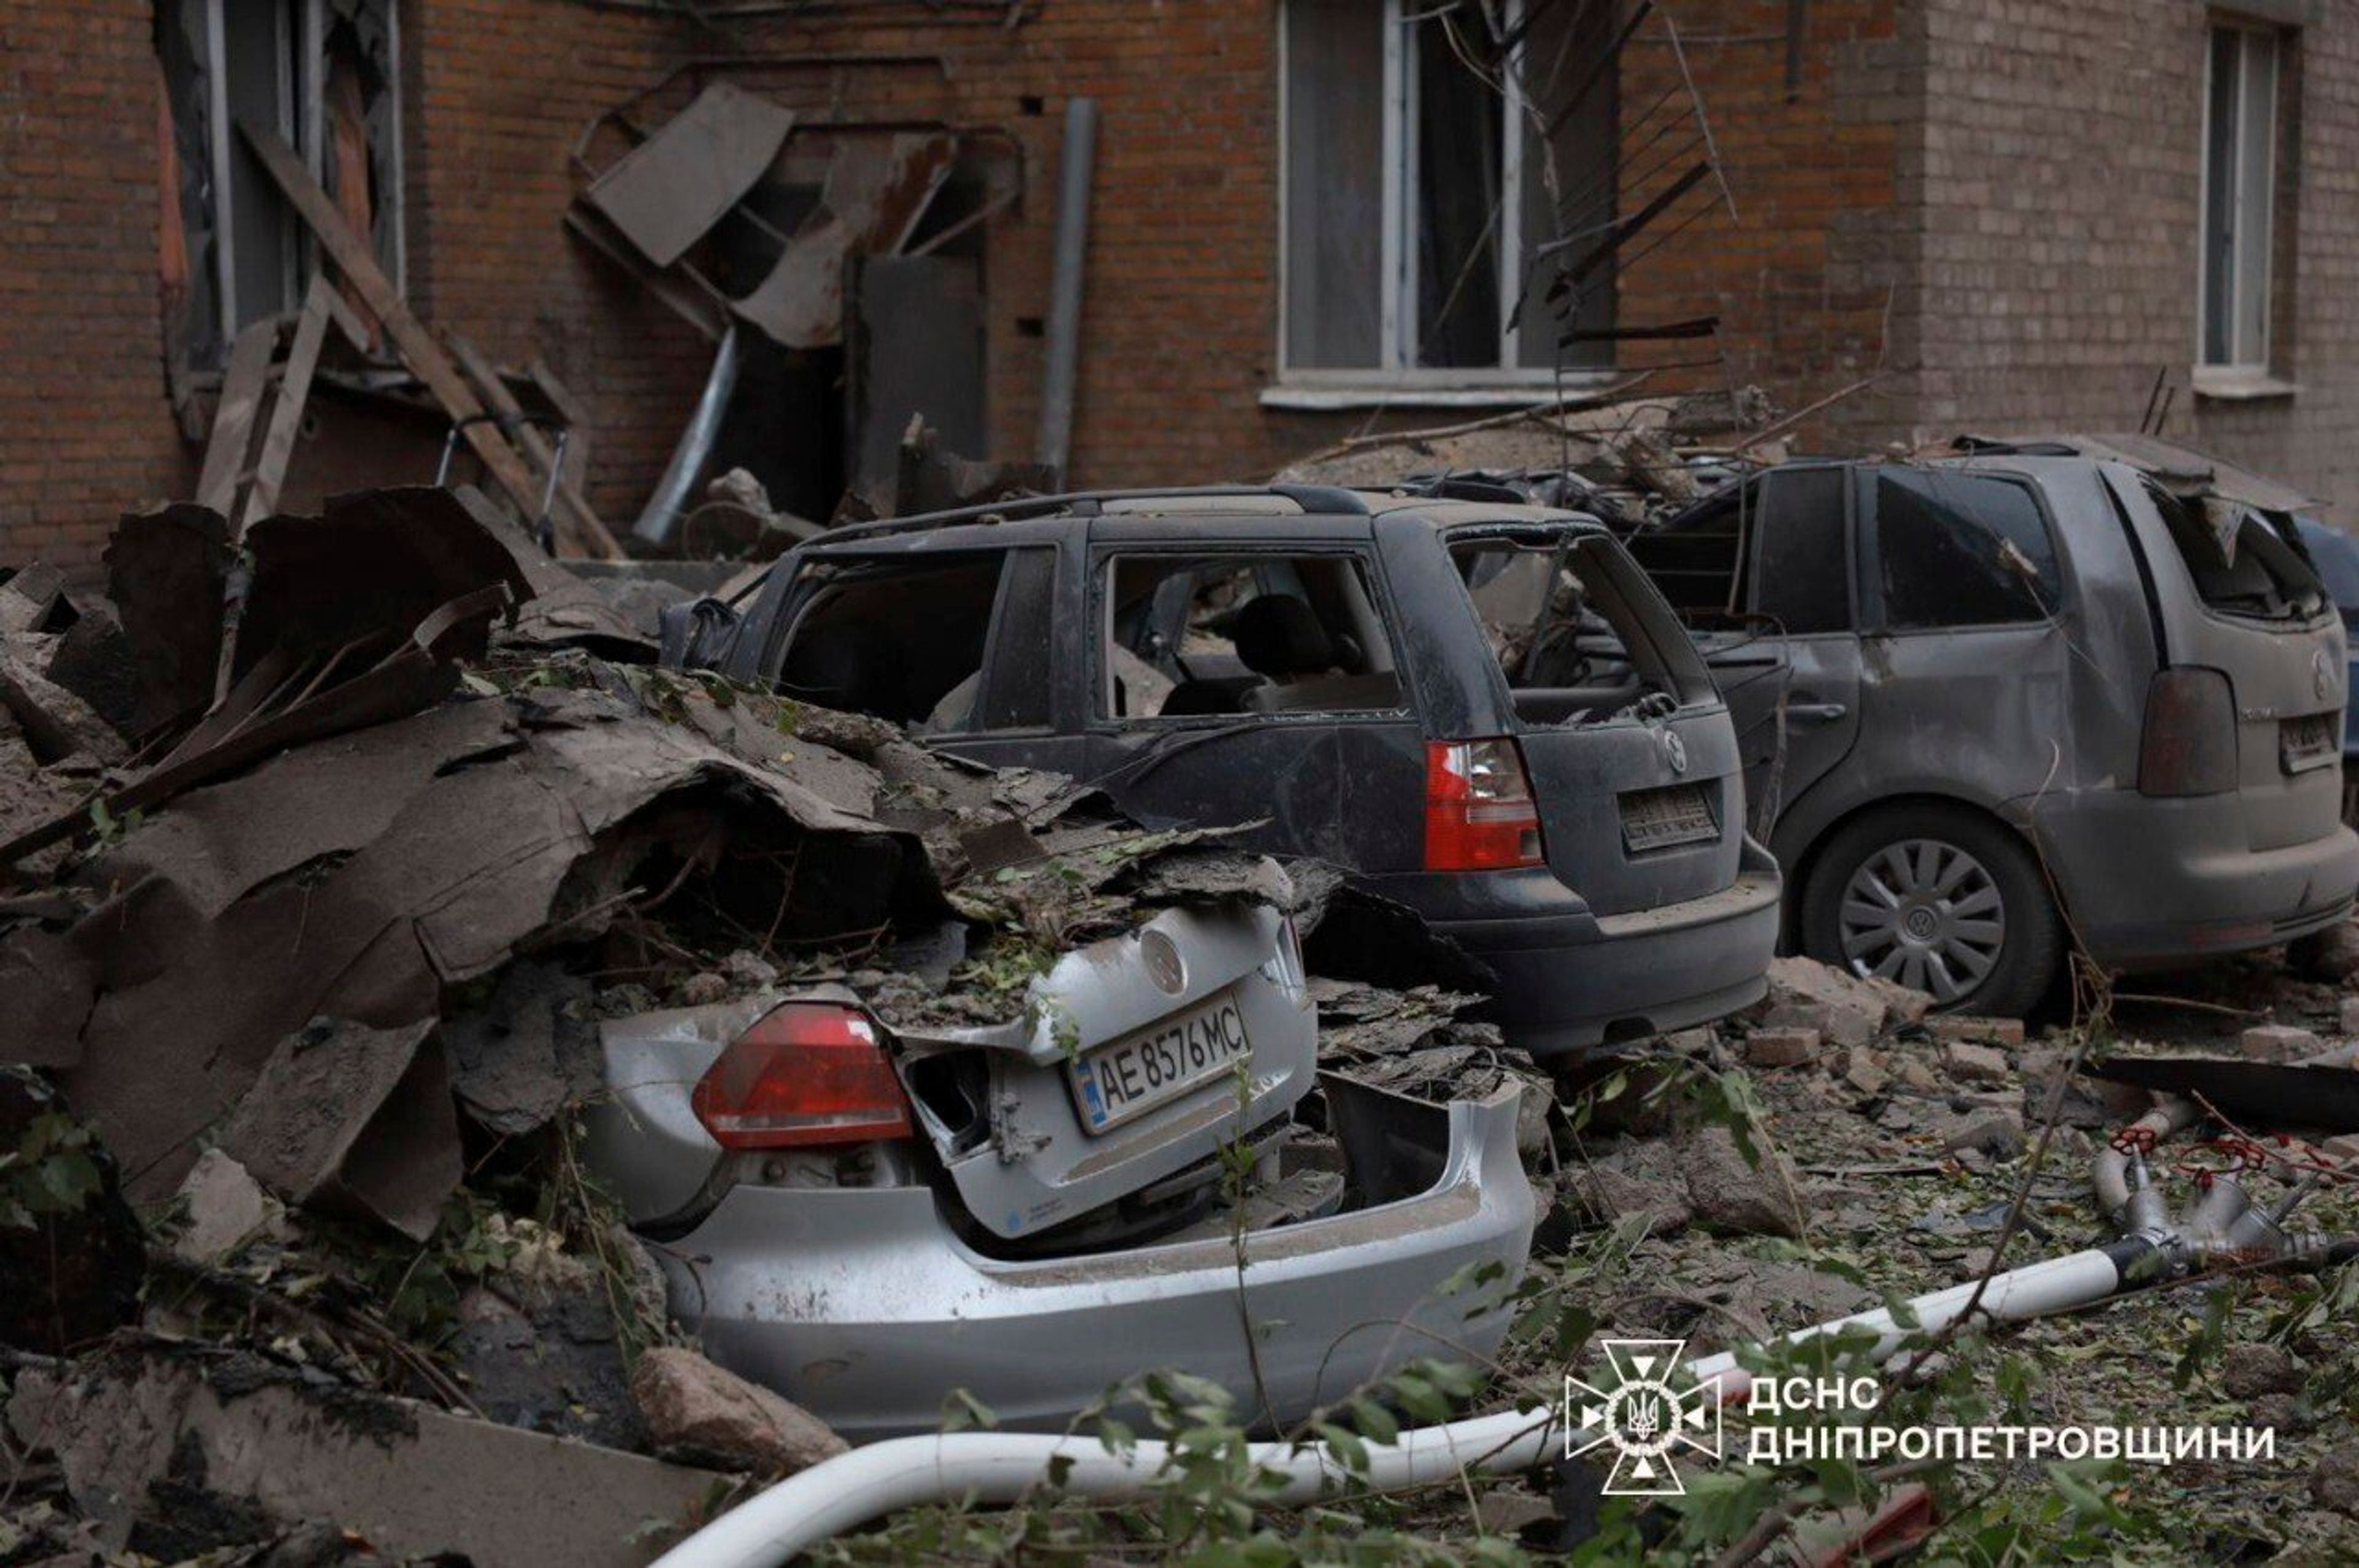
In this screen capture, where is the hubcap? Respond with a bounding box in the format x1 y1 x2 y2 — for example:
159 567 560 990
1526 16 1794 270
1837 838 2006 1003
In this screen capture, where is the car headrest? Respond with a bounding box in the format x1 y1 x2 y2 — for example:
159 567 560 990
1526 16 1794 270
1232 594 1335 678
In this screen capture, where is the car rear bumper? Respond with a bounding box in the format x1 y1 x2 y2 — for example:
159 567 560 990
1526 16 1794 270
653 1076 1536 1440
2017 789 2359 967
1407 858 1782 1055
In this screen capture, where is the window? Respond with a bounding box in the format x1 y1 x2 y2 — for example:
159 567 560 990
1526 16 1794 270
1099 555 1402 718
1626 485 1751 623
1451 532 1699 721
1280 0 1616 384
2143 481 2323 624
2201 22 2282 372
773 554 1013 732
1872 472 2062 631
1753 468 1851 636
158 0 404 364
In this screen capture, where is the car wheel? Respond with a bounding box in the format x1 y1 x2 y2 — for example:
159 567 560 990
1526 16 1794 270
1801 803 2062 1018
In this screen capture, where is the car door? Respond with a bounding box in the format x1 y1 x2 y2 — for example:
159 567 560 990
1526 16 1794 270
1074 537 1424 870
1693 466 1864 838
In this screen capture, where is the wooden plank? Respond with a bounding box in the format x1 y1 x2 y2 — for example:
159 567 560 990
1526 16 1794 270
445 333 620 557
235 274 334 537
195 316 281 513
236 117 622 560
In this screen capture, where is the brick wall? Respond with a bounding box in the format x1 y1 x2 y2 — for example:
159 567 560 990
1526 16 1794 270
0 1 192 566
1904 0 2359 521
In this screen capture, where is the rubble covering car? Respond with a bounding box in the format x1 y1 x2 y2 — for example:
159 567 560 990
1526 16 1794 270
1618 441 2359 1015
663 483 1783 1055
0 486 1533 1485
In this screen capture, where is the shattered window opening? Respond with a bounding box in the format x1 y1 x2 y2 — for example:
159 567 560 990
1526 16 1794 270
1625 482 1753 625
1871 470 2063 632
1449 531 1704 725
157 0 404 369
2142 479 2325 625
771 554 1011 732
1098 553 1404 720
1279 0 1618 381
2201 20 2282 372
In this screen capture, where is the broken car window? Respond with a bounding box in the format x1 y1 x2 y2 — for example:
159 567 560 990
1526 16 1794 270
1753 467 1850 635
1874 470 2061 630
773 555 1007 731
1100 554 1402 718
2144 480 2326 624
1625 483 1751 623
1450 532 1705 725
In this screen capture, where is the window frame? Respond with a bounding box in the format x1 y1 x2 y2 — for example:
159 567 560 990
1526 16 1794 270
1085 544 1414 727
2198 18 2282 376
1743 466 1859 639
1855 468 2071 638
1275 0 1610 395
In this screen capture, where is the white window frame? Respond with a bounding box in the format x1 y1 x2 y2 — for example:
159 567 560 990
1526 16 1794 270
1274 0 1606 404
2197 19 2280 376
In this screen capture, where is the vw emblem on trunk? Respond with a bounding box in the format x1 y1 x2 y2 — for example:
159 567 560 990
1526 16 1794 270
2316 647 2336 701
1659 727 1689 776
1140 929 1186 995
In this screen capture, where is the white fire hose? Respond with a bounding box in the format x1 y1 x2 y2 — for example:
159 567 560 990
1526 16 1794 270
653 1085 2358 1568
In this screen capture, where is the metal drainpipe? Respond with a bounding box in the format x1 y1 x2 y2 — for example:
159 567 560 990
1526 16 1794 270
1033 98 1098 484
633 325 744 549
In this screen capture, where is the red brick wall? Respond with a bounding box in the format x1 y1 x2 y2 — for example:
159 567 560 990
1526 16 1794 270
1613 0 1912 451
0 0 192 566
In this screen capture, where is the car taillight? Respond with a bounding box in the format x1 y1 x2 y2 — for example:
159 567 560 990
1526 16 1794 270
1423 738 1546 871
2138 666 2238 797
691 1002 913 1150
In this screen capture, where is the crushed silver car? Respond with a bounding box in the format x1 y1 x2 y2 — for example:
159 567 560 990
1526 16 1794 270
585 887 1535 1438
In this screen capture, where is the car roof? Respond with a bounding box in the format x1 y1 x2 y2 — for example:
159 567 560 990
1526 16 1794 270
795 486 1611 555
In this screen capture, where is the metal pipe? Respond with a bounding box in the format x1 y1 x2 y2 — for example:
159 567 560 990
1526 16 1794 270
1033 98 1097 481
634 326 743 548
655 1086 2359 1568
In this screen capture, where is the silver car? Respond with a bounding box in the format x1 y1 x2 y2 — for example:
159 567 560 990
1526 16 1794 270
584 894 1534 1437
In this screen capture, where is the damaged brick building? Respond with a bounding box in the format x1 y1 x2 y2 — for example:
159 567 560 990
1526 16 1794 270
3 0 2356 568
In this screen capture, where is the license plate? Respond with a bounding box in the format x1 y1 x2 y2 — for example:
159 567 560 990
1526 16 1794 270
2282 713 2341 775
1067 991 1251 1134
1620 783 1718 851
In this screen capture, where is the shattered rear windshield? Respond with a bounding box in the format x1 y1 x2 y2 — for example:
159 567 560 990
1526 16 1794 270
2142 478 2326 623
1448 531 1709 722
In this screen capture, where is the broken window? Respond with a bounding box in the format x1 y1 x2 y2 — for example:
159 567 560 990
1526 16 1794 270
1626 485 1751 623
772 553 1014 732
1280 0 1617 381
1872 472 2061 631
1449 531 1707 723
1752 467 1851 636
157 0 403 366
2142 480 2324 625
1099 555 1402 719
2201 21 2282 371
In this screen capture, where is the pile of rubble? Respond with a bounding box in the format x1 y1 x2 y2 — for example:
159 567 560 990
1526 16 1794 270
0 486 1453 1562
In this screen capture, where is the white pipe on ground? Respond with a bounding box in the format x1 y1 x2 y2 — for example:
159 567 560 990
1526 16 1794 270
648 1247 2136 1568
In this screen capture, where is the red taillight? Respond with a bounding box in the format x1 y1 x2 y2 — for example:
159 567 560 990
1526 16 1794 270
1423 738 1546 871
2138 666 2238 798
691 1002 913 1150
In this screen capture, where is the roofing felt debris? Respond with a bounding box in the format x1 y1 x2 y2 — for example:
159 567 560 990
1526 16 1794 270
582 82 799 270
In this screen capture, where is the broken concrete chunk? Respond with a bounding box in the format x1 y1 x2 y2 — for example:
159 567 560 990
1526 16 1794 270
2241 1023 2322 1063
9 1343 720 1567
1941 1040 2013 1085
168 1148 286 1266
2314 1444 2359 1517
1678 1122 1805 1239
630 1345 848 1475
1744 1026 1821 1068
440 961 598 1136
1752 956 1890 1049
217 1017 462 1242
2220 1341 2303 1400
1841 1045 1890 1098
1939 1108 2027 1161
1567 1137 1694 1238
0 639 126 766
1926 1014 2025 1047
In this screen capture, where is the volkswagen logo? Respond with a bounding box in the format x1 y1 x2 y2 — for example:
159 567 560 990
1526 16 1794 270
2316 647 2337 702
1140 929 1186 995
1659 727 1689 776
